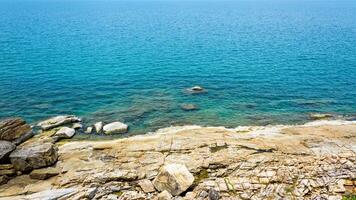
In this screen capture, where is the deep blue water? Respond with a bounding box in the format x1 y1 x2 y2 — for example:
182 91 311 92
0 0 356 134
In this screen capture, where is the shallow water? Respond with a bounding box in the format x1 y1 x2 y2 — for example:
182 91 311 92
0 0 355 134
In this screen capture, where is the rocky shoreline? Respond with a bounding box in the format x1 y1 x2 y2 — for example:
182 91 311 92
0 116 355 200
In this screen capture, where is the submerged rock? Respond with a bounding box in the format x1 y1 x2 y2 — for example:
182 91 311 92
0 118 32 144
103 122 128 134
309 113 334 120
153 164 194 196
54 127 75 140
94 122 103 133
0 141 16 163
9 143 58 172
180 103 199 111
37 115 81 130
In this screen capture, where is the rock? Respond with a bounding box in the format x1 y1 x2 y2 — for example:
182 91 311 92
94 122 103 133
22 188 77 200
103 122 128 134
30 167 60 180
0 175 9 185
153 164 194 196
157 190 172 200
54 127 75 140
208 188 220 200
0 165 16 176
85 127 93 134
9 143 58 172
37 115 81 130
191 86 204 91
310 113 333 120
0 140 16 163
0 118 32 143
180 104 199 111
139 179 156 193
72 123 83 130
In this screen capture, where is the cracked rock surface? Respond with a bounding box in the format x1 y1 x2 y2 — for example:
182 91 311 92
0 120 355 199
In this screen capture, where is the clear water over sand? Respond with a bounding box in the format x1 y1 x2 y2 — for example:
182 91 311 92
0 0 355 134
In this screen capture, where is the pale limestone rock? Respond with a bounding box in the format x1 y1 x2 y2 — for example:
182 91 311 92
30 167 60 180
54 127 75 139
85 126 93 134
157 190 172 200
37 115 81 130
71 123 83 130
138 179 156 193
103 122 128 134
153 164 194 196
94 122 103 133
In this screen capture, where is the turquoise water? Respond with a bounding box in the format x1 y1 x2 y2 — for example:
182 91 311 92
0 0 356 134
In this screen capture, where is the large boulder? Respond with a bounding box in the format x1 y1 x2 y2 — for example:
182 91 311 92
0 118 33 144
103 122 128 134
37 115 81 130
94 122 103 133
9 143 58 172
0 141 16 163
153 164 194 196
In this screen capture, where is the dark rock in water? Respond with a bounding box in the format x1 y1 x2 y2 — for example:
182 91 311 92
30 167 60 180
208 188 220 200
180 104 199 111
9 143 58 172
309 113 334 120
0 118 33 144
37 115 81 131
0 141 16 163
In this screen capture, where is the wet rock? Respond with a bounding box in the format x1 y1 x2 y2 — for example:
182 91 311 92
94 122 103 133
9 143 58 172
310 113 333 120
72 123 83 130
54 127 75 140
157 190 172 200
37 115 81 130
153 164 194 196
180 104 199 111
191 86 204 91
30 167 60 180
0 140 16 163
0 118 32 144
103 122 128 134
85 126 93 134
139 179 156 193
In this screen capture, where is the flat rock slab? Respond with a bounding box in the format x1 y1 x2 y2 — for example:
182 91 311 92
37 115 81 131
9 143 58 172
30 167 60 180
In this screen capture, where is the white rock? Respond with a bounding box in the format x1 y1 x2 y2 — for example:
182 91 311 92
94 122 103 133
103 122 128 134
153 164 194 196
38 115 81 130
55 127 75 139
85 127 93 134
